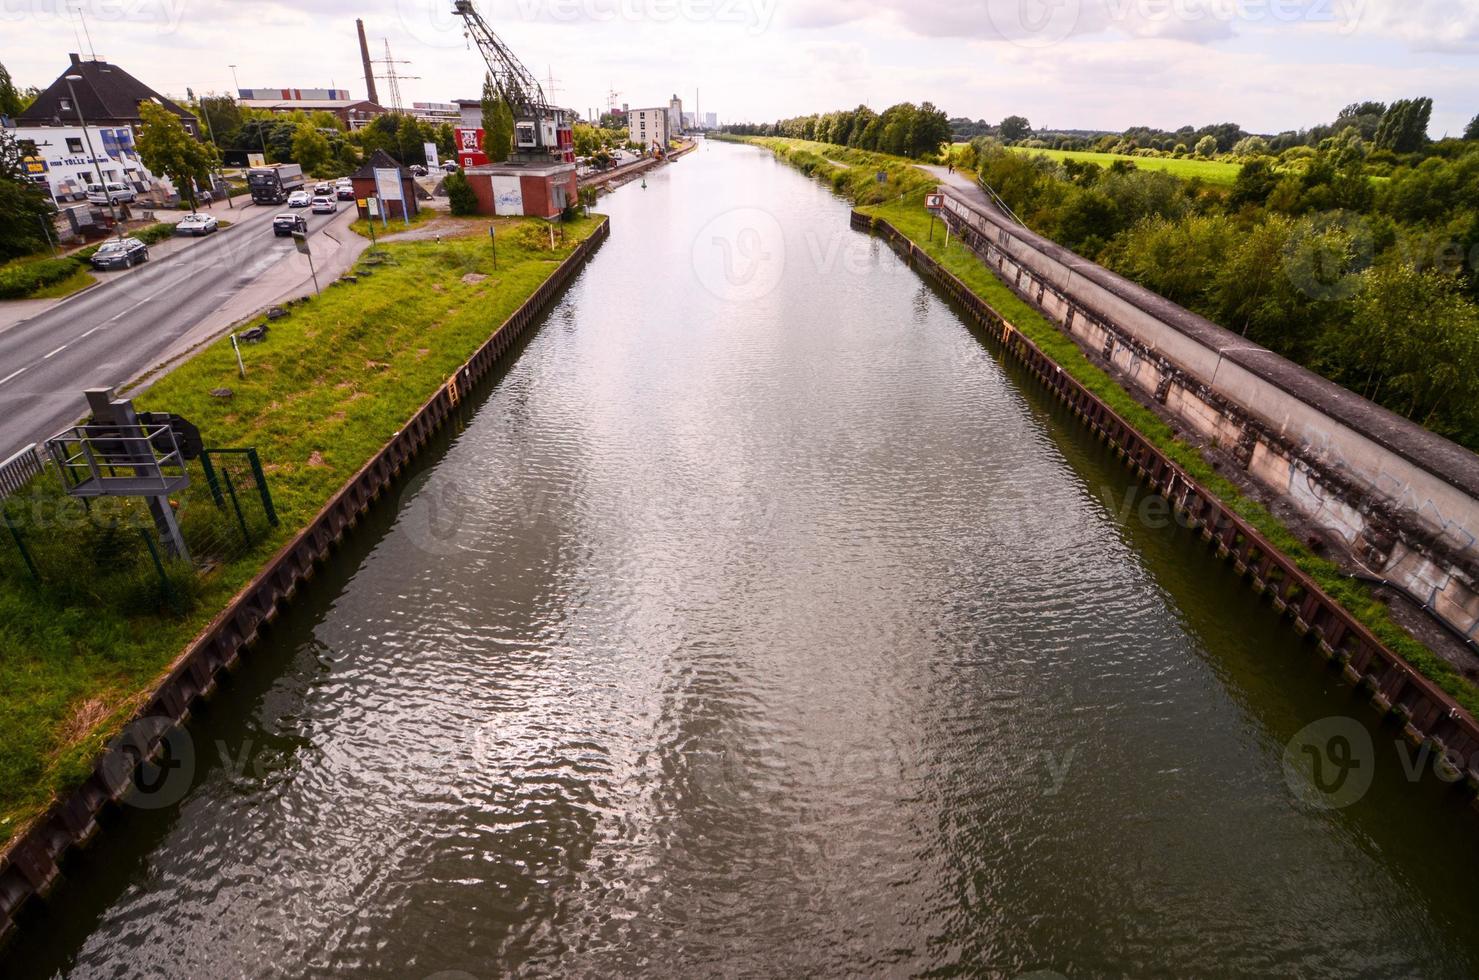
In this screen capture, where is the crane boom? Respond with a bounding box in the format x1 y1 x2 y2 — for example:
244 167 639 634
453 0 548 117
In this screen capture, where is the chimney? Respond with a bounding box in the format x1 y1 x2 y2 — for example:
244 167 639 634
357 19 378 105
69 52 81 66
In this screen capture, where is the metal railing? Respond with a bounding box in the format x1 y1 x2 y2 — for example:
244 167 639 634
0 444 44 503
45 423 191 498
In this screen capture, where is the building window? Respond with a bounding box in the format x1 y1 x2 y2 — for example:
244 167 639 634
59 97 72 112
67 138 84 153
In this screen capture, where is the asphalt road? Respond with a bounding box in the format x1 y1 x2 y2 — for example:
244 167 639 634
0 201 352 462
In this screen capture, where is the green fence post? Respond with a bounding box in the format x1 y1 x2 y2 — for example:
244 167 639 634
199 450 226 508
222 467 251 546
5 519 39 583
139 527 183 613
246 448 278 527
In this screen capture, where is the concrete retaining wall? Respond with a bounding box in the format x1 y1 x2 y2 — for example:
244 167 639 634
0 217 611 945
938 188 1479 646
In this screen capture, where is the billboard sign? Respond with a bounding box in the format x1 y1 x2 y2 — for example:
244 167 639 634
373 167 403 202
424 141 439 170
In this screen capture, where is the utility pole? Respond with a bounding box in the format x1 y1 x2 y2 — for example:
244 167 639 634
190 86 233 209
65 73 120 237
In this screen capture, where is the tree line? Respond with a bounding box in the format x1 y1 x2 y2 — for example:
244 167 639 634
723 102 953 160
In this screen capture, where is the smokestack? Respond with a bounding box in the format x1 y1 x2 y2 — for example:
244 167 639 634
357 19 378 105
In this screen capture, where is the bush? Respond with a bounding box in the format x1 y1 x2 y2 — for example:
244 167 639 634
0 257 85 299
444 169 478 216
503 221 557 251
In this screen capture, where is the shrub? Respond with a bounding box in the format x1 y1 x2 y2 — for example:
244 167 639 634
0 257 85 299
444 169 478 215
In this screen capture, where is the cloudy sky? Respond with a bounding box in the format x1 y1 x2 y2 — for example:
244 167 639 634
5 0 1478 134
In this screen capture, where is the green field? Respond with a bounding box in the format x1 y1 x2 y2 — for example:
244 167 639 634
1008 147 1244 186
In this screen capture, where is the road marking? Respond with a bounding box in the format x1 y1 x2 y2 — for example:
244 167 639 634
78 326 101 339
0 368 25 386
44 344 68 358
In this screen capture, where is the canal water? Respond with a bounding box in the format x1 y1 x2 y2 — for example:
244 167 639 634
11 140 1479 978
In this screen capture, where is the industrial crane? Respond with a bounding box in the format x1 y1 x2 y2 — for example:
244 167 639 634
452 0 572 163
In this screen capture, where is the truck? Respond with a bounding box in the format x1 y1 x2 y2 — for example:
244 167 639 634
246 163 305 205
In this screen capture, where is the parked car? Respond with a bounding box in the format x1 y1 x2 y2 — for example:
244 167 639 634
335 179 355 201
273 212 308 237
176 213 220 236
440 161 459 173
313 181 334 196
89 237 148 269
287 190 311 208
86 181 136 205
310 195 337 214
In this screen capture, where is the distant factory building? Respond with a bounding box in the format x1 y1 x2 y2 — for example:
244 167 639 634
237 88 386 129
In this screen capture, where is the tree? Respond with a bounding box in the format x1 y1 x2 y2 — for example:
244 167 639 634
195 95 243 148
999 115 1032 143
1194 135 1218 158
481 76 514 163
1465 114 1479 142
0 129 55 261
444 169 478 215
1373 98 1433 154
136 101 219 211
0 61 23 119
291 121 332 175
1228 158 1280 210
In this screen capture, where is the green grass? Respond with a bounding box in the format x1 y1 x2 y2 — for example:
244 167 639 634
1009 147 1244 186
348 207 439 239
0 213 606 845
742 134 1479 718
25 264 95 299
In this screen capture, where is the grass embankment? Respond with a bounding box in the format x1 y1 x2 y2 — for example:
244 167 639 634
1007 146 1244 186
0 213 604 845
348 207 438 239
742 134 1479 717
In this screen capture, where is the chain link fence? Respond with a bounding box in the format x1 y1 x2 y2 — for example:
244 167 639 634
0 446 277 617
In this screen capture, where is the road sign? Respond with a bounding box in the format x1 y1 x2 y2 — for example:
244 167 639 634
291 231 310 256
925 193 944 212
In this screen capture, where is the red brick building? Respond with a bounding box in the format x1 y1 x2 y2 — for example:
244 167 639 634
348 150 419 221
463 161 578 219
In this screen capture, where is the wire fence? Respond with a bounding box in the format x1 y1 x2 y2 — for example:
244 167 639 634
0 446 277 617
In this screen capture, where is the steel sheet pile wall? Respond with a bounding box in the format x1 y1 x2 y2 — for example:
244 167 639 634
853 208 1479 804
0 217 611 944
935 188 1479 649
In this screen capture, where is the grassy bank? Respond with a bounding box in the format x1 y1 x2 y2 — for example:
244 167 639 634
740 134 1479 717
0 213 605 845
1007 146 1243 186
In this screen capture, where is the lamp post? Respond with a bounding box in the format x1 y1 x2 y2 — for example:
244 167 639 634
192 87 233 209
65 73 121 236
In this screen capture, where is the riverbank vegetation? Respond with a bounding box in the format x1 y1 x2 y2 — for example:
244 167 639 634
0 213 605 846
729 97 1479 451
734 133 1479 722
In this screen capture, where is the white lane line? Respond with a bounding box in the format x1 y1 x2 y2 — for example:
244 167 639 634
44 344 68 358
78 326 101 339
0 368 25 386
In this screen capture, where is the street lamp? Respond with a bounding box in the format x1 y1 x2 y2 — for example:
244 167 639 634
64 73 121 236
192 87 233 209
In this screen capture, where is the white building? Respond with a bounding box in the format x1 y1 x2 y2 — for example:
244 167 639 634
12 123 167 204
668 94 684 136
628 107 669 152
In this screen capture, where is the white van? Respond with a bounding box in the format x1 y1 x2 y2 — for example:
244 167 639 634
87 182 137 205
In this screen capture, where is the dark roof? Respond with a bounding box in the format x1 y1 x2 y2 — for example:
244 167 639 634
18 54 197 130
350 149 412 180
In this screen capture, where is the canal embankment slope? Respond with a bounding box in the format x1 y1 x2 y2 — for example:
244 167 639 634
0 214 609 936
